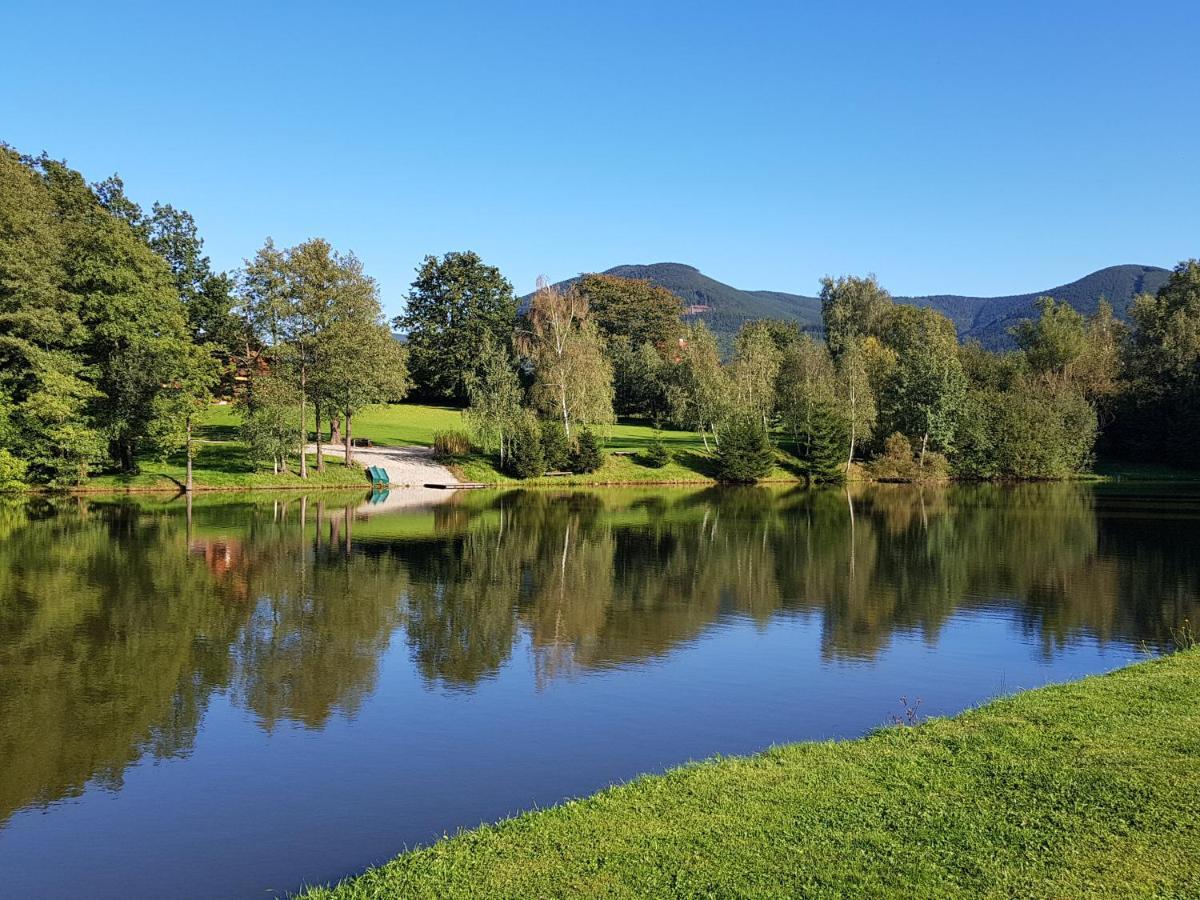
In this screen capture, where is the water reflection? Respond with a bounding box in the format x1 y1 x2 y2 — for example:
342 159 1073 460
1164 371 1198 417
0 483 1197 829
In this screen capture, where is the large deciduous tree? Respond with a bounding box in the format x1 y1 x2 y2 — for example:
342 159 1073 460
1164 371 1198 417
394 251 516 404
519 281 614 437
877 306 966 465
820 274 892 361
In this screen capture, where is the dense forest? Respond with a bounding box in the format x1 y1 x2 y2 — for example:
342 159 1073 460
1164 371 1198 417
1 142 1197 488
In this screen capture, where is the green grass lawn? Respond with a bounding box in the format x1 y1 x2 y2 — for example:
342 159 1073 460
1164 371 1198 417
85 438 370 491
299 648 1200 899
85 403 749 490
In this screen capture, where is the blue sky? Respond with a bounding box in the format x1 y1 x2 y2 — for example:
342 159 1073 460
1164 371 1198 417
3 0 1196 317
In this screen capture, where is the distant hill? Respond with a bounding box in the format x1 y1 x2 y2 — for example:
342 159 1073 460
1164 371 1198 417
901 264 1171 348
532 262 1170 349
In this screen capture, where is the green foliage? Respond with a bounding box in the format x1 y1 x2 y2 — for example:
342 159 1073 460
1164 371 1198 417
609 337 670 419
1113 260 1200 467
868 432 919 481
240 372 299 472
396 251 517 404
730 321 782 427
642 439 671 468
665 322 731 446
522 283 615 433
570 428 603 474
877 306 967 458
794 398 847 483
463 334 523 464
820 274 892 360
1011 296 1088 376
576 273 683 349
954 383 1097 479
0 148 195 481
539 418 571 471
505 414 545 479
0 448 28 491
432 430 471 459
714 414 775 482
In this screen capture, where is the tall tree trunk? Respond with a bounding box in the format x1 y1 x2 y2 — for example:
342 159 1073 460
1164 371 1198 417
315 399 325 473
845 422 855 479
185 415 194 493
344 407 353 467
330 415 341 445
919 431 929 471
298 369 308 479
560 384 570 439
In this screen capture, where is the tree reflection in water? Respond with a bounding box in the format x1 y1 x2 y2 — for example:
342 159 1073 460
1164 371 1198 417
0 483 1197 823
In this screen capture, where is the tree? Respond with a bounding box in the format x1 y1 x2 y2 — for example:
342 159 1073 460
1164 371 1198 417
240 370 299 474
505 412 545 478
150 343 222 491
777 335 836 454
395 251 516 403
665 322 732 449
820 274 892 361
43 157 192 475
520 281 614 438
836 337 876 475
877 306 967 465
317 317 408 468
714 414 775 482
240 238 388 476
463 334 523 467
145 203 241 351
1115 260 1200 466
794 399 847 482
609 337 671 419
730 321 782 429
576 273 683 348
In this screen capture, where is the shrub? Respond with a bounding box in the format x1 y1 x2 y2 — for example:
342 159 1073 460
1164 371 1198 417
0 449 28 492
505 414 545 479
432 429 471 459
869 432 919 481
715 415 775 483
642 439 671 469
540 419 571 472
570 428 604 474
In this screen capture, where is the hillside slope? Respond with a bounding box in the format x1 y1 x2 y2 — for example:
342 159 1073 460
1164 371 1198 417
534 263 1170 349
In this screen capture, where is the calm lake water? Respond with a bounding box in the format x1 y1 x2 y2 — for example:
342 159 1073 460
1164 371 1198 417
1 483 1197 898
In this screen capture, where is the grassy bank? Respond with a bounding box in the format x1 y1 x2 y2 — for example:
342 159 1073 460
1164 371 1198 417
300 649 1199 898
84 442 369 491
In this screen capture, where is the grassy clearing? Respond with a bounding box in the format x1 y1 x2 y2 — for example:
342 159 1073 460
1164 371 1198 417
300 649 1200 899
84 403 750 490
85 440 369 491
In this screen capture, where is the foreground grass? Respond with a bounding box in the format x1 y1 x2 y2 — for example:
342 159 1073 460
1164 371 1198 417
301 649 1200 898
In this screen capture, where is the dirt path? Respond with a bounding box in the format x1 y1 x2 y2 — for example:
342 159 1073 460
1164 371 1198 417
307 443 459 488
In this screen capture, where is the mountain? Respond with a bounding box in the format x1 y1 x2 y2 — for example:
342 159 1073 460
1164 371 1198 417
535 262 1170 349
901 264 1171 348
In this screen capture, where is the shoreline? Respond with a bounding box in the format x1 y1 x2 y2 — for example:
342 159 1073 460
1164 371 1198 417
299 648 1199 898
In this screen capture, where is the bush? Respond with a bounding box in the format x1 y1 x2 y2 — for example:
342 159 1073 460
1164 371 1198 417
540 419 571 472
642 439 671 469
715 415 775 483
505 414 545 479
869 432 919 481
432 429 471 459
570 428 604 474
0 449 28 492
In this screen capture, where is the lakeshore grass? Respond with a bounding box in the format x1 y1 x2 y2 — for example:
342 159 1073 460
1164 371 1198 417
77 403 1200 491
299 649 1200 898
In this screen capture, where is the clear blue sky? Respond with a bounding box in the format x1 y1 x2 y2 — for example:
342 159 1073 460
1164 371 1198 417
3 0 1196 316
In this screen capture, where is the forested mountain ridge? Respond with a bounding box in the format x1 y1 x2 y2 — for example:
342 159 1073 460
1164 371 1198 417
532 262 1171 348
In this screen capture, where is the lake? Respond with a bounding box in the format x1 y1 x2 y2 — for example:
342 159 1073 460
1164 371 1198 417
0 483 1197 898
